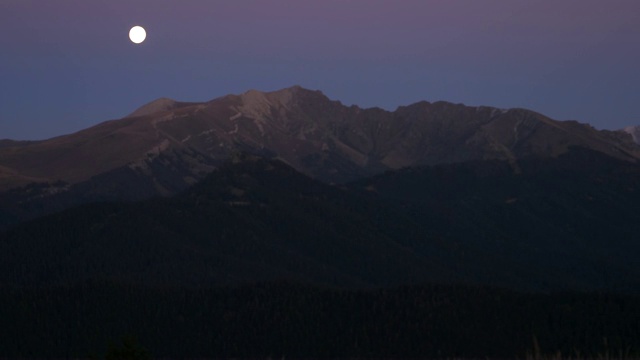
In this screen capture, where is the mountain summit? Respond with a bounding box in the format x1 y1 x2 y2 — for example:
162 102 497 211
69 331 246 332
1 86 639 194
624 125 640 144
127 97 180 118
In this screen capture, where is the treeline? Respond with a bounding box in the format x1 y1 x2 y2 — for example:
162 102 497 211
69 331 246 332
0 281 638 358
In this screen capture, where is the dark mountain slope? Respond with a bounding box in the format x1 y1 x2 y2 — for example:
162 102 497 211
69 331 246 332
0 146 219 231
2 149 640 292
0 154 452 288
351 147 640 292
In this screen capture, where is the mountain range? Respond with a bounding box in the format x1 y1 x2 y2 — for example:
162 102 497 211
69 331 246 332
1 85 639 191
1 86 639 228
2 86 640 357
1 87 640 289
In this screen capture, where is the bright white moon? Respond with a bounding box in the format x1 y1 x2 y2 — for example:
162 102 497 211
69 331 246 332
129 26 146 44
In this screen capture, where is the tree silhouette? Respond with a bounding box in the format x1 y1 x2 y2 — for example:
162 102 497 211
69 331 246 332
105 336 151 360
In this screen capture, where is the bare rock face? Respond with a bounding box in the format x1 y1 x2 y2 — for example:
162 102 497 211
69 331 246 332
126 98 180 118
623 126 640 144
1 86 640 195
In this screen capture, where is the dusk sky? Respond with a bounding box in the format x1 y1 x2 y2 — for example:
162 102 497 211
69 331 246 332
1 0 639 140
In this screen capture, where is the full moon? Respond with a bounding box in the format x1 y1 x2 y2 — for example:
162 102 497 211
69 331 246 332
129 26 146 44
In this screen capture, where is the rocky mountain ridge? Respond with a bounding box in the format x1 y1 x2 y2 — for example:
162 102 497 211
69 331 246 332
1 85 639 195
624 125 640 144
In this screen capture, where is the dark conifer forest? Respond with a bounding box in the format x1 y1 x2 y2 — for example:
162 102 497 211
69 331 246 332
1 282 640 358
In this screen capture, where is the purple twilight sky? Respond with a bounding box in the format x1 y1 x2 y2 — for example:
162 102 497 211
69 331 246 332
1 0 639 140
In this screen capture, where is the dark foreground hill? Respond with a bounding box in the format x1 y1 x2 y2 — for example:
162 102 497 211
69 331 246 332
350 146 640 292
2 150 640 357
0 153 444 288
2 149 640 292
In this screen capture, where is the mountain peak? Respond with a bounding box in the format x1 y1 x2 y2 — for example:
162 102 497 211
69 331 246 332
126 97 178 118
242 85 326 101
237 86 329 120
623 125 640 144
